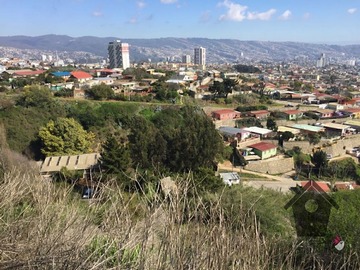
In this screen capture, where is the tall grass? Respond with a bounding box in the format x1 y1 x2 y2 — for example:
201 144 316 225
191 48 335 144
0 148 359 269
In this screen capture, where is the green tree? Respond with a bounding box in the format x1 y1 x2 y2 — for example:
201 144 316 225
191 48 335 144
209 79 236 98
54 88 73 98
17 85 54 108
308 133 321 145
38 117 95 156
85 84 114 100
166 106 223 172
100 136 131 177
128 116 167 169
281 131 294 141
311 150 328 177
266 117 278 131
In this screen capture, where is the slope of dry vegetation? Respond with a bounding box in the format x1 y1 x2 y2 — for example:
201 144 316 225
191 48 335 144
0 145 360 269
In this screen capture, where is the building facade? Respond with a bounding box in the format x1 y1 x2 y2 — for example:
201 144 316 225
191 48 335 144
108 40 130 69
194 47 206 67
182 54 191 64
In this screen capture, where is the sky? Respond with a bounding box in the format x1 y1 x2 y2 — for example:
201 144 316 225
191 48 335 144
1 0 360 44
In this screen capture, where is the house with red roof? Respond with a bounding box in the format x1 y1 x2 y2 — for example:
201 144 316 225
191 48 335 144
211 109 241 121
12 70 45 78
70 71 93 83
248 141 277 160
300 181 330 193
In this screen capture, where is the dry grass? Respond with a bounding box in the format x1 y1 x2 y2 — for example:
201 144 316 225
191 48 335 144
0 148 359 269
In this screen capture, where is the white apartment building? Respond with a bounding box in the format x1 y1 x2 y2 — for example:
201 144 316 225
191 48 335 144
108 40 130 69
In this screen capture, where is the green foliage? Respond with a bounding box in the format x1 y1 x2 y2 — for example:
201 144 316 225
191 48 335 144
326 158 360 182
38 117 95 156
235 104 268 112
128 116 167 169
311 150 328 177
54 88 73 98
221 185 293 236
232 93 258 105
266 117 278 131
281 131 295 141
17 85 54 108
100 136 132 178
328 190 360 253
122 67 152 80
193 167 225 193
236 118 263 128
0 106 66 157
209 79 237 98
233 64 261 73
152 81 179 102
308 133 321 145
85 84 114 100
165 106 223 172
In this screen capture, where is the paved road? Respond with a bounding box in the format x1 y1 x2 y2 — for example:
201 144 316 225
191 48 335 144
218 163 297 193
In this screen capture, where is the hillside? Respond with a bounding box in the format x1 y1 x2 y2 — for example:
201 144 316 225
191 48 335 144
1 35 360 63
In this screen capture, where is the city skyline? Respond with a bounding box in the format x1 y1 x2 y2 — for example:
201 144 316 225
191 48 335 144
1 1 360 44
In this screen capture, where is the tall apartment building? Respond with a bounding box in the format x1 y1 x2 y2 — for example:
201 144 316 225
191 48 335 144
108 40 130 69
182 54 191 64
194 47 206 67
316 53 328 68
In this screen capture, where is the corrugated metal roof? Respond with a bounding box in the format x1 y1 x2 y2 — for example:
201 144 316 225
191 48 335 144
322 122 350 130
40 153 100 173
243 126 272 135
249 141 277 151
292 124 324 133
219 126 248 136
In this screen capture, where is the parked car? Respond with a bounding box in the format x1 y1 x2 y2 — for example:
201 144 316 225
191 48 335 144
82 187 94 199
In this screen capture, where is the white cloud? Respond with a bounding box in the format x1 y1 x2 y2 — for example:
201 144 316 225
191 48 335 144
219 0 276 22
303 12 310 20
219 0 247 21
279 10 291 20
348 8 357 14
247 9 276 21
92 11 103 17
137 1 146 8
160 0 177 4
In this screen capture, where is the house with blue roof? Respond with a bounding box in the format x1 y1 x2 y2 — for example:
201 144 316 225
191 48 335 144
52 71 71 79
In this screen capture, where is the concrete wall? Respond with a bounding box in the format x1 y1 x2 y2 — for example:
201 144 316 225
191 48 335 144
245 157 294 174
275 134 360 156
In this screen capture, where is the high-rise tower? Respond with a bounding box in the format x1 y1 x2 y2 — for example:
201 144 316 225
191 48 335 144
108 40 130 69
194 47 206 67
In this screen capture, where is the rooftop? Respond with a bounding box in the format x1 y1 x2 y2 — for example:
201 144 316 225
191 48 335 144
243 126 273 135
212 109 239 114
219 126 248 136
291 124 325 133
249 141 277 151
321 122 350 130
71 70 93 79
282 109 303 115
40 153 100 173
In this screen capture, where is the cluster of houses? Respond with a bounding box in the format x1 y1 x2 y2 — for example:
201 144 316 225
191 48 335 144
211 105 360 163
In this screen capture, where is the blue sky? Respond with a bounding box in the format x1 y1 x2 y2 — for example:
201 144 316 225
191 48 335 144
1 0 360 44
